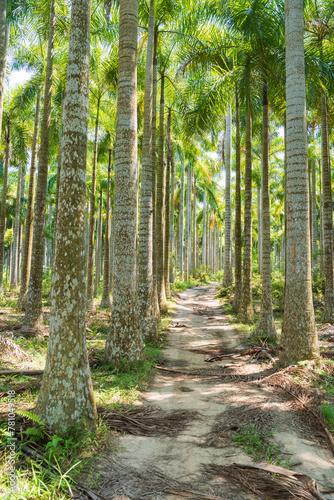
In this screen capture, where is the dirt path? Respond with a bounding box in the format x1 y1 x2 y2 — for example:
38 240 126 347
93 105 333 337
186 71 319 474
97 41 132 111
94 285 334 500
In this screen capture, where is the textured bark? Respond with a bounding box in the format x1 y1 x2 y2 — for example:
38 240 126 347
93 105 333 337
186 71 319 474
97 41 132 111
255 85 277 340
18 91 41 308
11 164 22 289
94 189 102 297
53 91 66 253
178 161 185 277
166 108 175 283
280 0 319 363
155 72 167 312
223 110 233 287
257 185 262 273
185 165 192 279
321 93 334 323
319 160 324 278
0 0 8 142
0 122 10 293
23 1 55 328
86 98 100 312
192 192 196 270
35 0 97 432
105 0 145 366
151 31 160 323
311 158 318 272
100 150 112 308
238 107 254 323
164 149 170 298
109 211 114 293
137 0 158 340
202 191 207 267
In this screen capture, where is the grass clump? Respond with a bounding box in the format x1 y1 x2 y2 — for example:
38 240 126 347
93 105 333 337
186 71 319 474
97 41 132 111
232 423 290 467
320 403 334 430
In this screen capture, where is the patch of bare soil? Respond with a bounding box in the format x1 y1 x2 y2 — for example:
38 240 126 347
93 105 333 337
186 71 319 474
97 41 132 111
89 284 334 500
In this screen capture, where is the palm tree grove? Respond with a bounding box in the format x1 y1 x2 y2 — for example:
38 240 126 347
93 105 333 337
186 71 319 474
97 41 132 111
1 0 334 498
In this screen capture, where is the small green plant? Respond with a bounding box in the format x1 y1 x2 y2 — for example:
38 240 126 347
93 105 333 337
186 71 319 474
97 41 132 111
232 423 290 467
320 404 334 430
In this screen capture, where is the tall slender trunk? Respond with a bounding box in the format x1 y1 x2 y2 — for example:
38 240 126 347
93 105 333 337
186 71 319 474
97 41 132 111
166 108 175 283
105 0 145 366
23 1 55 328
0 121 10 293
257 184 262 273
0 0 8 142
47 203 52 267
164 148 170 298
11 163 22 289
94 189 102 297
100 149 112 308
137 0 158 340
280 0 318 363
178 161 185 277
35 0 97 433
86 97 100 312
17 90 41 308
185 165 192 279
321 93 334 323
193 191 196 270
109 210 114 293
155 72 167 312
255 83 276 340
202 191 207 267
311 158 318 272
53 91 66 253
238 105 254 323
223 109 233 286
319 159 324 278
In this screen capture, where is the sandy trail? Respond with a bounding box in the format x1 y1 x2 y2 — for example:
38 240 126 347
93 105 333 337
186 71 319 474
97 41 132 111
95 284 334 500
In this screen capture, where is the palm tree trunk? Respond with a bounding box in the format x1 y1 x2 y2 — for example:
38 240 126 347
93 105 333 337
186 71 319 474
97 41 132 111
86 97 100 312
53 91 66 250
238 104 254 323
35 0 97 433
166 108 175 283
23 1 55 328
311 158 318 272
202 191 207 267
257 184 262 273
0 0 8 142
100 149 112 308
319 159 324 278
109 211 114 293
178 161 185 278
17 90 41 309
11 164 22 289
0 121 10 293
185 165 192 279
137 0 158 339
280 0 318 363
321 93 334 323
255 83 276 340
192 192 196 270
105 0 145 366
223 109 233 287
164 148 170 298
94 189 102 298
155 72 168 312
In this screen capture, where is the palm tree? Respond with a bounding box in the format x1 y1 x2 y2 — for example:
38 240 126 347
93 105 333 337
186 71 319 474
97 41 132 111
0 0 8 142
100 148 112 308
223 109 233 287
255 82 277 340
0 120 10 293
279 0 319 364
137 0 159 341
23 0 56 329
35 0 97 432
17 89 41 308
185 163 192 279
232 87 242 312
104 0 145 366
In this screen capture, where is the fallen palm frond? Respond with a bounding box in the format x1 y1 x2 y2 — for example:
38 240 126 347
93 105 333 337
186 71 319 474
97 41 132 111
203 463 328 500
0 333 33 361
97 405 199 436
261 368 334 454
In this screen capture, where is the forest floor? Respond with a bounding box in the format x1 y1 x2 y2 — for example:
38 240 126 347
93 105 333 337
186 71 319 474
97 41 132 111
89 284 334 500
1 282 334 499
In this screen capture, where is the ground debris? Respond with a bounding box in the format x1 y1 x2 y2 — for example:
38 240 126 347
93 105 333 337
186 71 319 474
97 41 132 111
0 332 33 361
97 404 199 437
202 463 327 500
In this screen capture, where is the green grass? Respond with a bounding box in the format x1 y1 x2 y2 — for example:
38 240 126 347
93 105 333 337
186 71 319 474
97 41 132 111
232 423 290 467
